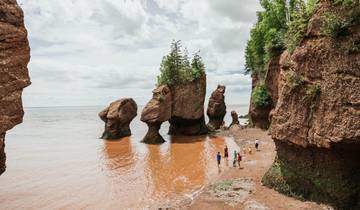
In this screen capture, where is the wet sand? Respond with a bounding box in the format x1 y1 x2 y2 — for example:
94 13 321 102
187 127 332 210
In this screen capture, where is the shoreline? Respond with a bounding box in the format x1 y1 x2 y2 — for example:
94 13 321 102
180 127 332 210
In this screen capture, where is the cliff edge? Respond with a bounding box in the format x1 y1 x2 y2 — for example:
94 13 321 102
0 0 31 175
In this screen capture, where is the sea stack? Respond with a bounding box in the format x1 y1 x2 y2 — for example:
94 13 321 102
229 111 240 127
262 1 360 208
0 0 31 175
169 75 208 135
141 85 172 144
207 85 226 130
99 98 137 140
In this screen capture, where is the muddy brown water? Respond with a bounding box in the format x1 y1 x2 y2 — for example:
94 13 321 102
0 106 246 209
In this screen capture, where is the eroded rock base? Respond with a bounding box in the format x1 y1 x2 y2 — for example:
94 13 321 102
262 140 360 210
101 125 131 140
169 116 208 135
142 123 165 144
207 118 223 131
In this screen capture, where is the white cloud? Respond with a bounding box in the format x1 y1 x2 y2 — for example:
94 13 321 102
18 0 262 107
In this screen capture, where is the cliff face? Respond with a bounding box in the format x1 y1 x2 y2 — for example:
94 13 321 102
0 0 31 175
248 74 272 129
263 1 360 208
169 75 208 135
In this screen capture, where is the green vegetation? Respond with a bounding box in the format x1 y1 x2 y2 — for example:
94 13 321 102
251 83 272 108
245 0 288 77
286 71 305 92
157 41 205 86
304 83 321 103
285 0 316 53
322 3 360 38
322 14 351 37
332 0 357 7
245 0 318 76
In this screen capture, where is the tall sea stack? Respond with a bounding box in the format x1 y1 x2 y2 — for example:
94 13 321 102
207 85 226 130
169 75 208 135
262 1 360 208
141 85 172 144
0 0 31 175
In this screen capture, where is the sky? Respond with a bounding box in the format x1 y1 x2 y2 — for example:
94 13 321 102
18 0 262 107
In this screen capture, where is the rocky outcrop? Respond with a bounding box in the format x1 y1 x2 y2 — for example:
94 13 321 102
249 51 282 129
248 74 272 129
141 85 172 144
169 75 208 135
99 98 137 140
263 1 360 208
207 85 226 130
229 111 240 128
0 0 31 175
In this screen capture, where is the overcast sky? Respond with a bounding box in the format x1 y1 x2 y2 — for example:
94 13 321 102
18 0 261 107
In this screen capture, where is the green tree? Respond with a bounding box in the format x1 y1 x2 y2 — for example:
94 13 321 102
245 0 288 77
157 41 205 86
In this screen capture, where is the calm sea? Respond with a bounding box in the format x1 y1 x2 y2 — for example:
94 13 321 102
0 105 248 209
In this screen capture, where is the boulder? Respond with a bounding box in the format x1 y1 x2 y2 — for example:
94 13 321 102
229 111 240 128
0 0 31 175
169 75 208 135
263 1 360 208
207 85 226 130
99 98 137 140
141 85 172 144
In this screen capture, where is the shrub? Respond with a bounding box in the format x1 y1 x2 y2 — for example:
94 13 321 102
285 0 317 53
322 14 350 38
286 71 305 92
157 41 205 86
304 83 321 103
252 83 272 108
332 0 357 7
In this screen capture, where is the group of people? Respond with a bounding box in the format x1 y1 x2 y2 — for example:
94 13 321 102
216 139 260 168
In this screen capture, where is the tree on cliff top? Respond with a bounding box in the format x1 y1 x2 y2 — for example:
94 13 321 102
245 0 318 78
157 41 205 86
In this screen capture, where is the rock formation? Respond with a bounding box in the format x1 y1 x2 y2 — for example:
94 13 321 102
99 98 137 140
141 85 172 144
229 111 240 128
262 1 360 208
168 75 208 135
207 85 226 130
0 0 31 175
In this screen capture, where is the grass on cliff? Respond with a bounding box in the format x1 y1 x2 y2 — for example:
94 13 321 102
322 3 360 38
285 71 305 92
157 40 205 87
251 82 272 108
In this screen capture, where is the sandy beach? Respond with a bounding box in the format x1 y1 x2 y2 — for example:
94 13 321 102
185 127 333 210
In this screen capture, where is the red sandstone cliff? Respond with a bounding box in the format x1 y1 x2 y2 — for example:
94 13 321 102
0 0 31 175
263 1 360 208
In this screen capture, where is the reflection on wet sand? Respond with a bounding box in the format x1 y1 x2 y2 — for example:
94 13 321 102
101 135 239 208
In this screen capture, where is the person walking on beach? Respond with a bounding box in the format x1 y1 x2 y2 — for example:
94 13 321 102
255 139 260 151
217 152 221 167
248 147 252 154
224 145 229 160
237 152 242 168
233 150 237 167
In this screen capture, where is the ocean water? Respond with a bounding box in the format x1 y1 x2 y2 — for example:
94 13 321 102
0 105 248 209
